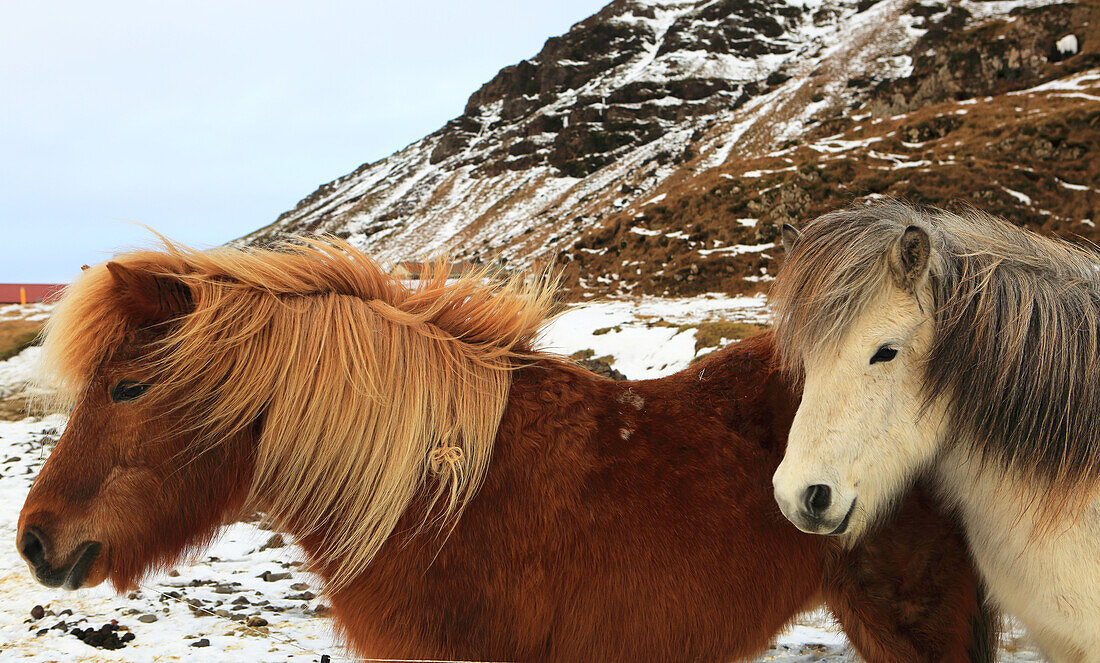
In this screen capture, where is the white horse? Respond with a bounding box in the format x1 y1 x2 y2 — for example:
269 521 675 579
769 201 1100 662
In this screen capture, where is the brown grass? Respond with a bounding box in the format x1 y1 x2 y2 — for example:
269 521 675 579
0 397 33 421
0 319 46 421
691 321 770 352
0 320 43 361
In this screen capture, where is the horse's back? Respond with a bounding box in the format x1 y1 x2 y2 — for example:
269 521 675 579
332 336 822 662
494 337 821 660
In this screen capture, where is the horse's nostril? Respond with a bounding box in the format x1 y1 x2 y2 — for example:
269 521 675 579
803 484 832 519
19 528 47 568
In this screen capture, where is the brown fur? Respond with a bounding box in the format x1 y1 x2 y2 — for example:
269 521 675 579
36 238 556 586
20 241 993 661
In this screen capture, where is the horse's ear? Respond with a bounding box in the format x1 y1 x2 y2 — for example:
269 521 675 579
888 225 931 290
105 261 194 325
780 224 800 253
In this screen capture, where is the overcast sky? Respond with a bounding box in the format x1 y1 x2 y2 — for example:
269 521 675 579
0 0 607 282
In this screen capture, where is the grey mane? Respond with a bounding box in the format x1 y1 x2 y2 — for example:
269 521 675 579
772 200 1100 487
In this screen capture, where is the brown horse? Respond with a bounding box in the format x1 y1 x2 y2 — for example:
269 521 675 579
18 239 992 662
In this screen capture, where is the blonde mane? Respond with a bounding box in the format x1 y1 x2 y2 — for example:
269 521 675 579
38 238 559 586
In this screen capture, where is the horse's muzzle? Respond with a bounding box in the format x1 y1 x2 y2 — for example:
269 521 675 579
18 527 102 590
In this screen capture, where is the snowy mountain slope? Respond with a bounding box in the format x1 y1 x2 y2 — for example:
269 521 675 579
244 0 1096 299
569 63 1100 297
244 0 913 261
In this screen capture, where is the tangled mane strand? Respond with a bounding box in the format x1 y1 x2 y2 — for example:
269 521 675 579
39 237 560 586
772 200 1100 490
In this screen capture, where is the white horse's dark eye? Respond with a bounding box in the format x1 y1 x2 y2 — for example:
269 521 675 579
110 381 150 403
870 346 898 364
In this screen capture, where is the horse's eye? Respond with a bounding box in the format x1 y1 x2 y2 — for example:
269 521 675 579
870 346 898 365
110 380 150 403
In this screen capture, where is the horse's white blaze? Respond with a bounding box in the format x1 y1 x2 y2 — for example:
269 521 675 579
773 284 943 536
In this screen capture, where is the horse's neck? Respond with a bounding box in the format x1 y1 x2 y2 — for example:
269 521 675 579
682 337 798 451
936 443 1100 650
933 443 1099 576
935 447 1031 532
936 445 1099 540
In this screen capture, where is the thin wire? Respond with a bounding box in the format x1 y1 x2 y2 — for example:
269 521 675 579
137 582 513 663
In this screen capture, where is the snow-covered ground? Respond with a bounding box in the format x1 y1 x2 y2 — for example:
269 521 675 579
0 297 1044 661
0 304 52 324
540 293 770 379
0 415 341 661
0 347 42 401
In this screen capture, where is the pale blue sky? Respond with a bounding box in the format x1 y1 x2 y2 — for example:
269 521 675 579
0 0 607 282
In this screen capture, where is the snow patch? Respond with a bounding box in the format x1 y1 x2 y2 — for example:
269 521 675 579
698 242 775 256
1001 186 1033 205
0 347 43 400
1056 34 1079 56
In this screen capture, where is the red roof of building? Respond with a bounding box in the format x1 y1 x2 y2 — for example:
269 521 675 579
0 284 67 304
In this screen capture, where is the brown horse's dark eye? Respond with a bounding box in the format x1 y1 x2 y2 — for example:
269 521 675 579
110 380 150 403
870 346 898 365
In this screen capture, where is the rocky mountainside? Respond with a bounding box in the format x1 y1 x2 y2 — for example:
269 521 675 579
245 0 1100 298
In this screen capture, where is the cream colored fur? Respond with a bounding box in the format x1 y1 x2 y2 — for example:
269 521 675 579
774 277 1100 663
938 448 1100 662
772 283 943 536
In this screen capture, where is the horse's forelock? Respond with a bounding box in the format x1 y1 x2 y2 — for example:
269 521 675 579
36 263 140 409
771 201 923 374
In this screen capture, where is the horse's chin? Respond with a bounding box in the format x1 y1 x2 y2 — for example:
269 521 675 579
834 514 870 547
825 498 858 535
63 542 108 590
835 492 908 545
80 540 154 592
77 548 111 589
779 495 863 538
28 541 108 591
